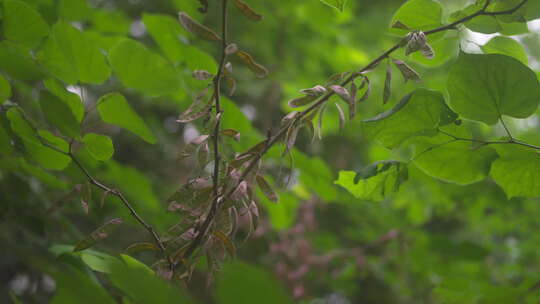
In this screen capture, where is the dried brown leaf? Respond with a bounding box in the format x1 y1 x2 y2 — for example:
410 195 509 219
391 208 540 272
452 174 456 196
178 12 221 41
233 0 263 21
256 174 278 202
237 51 268 78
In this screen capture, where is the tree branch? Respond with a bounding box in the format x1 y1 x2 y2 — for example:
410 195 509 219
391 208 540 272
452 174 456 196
180 0 230 264
181 0 530 261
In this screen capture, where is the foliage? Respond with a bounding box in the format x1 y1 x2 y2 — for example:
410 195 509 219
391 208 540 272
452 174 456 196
1 0 540 303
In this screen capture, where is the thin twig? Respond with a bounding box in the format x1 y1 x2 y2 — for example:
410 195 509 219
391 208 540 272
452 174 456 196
67 143 173 268
438 129 540 151
180 0 230 263
180 0 531 261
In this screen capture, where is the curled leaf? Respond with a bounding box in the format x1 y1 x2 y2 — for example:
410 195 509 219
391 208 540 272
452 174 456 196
405 31 427 56
330 85 351 103
74 218 123 252
221 129 241 141
198 142 209 168
383 60 392 104
392 59 420 82
225 43 238 55
178 12 221 41
392 20 410 30
300 85 327 96
283 124 300 155
349 82 357 119
237 51 268 78
233 0 263 21
281 111 300 127
126 242 160 254
177 89 213 123
359 76 371 102
256 174 278 202
192 70 213 80
288 95 316 108
420 43 435 59
335 103 346 131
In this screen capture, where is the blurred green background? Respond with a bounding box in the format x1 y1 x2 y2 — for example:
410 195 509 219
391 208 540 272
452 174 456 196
1 0 540 303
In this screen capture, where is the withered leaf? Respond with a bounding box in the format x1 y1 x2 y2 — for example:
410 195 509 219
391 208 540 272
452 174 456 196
392 20 410 30
237 51 268 78
256 174 278 202
420 43 435 59
317 103 328 140
225 43 238 55
126 242 160 254
283 124 300 155
383 60 392 104
392 59 420 82
192 70 213 80
300 85 327 96
74 218 123 252
233 0 263 21
335 103 346 131
330 85 351 103
349 82 357 120
213 230 236 258
178 12 221 41
281 111 300 127
359 76 372 102
221 129 241 141
198 142 209 168
288 95 316 108
177 89 213 123
405 31 427 56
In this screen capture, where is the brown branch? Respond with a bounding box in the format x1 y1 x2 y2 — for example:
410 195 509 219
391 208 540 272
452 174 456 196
41 138 173 268
180 0 530 261
67 145 172 268
180 0 230 264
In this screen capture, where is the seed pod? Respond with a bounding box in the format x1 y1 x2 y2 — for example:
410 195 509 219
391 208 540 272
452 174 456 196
233 0 263 21
178 12 221 41
237 51 269 78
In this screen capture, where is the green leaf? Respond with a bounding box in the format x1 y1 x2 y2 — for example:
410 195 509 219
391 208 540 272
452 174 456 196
50 265 115 304
108 39 181 96
216 261 293 304
335 161 408 201
58 0 92 22
3 0 49 48
142 13 186 63
96 93 156 144
108 255 192 304
490 145 540 198
481 36 528 65
6 108 72 170
83 133 114 161
412 125 498 185
92 9 131 35
451 4 501 34
43 78 84 122
0 41 43 81
447 53 540 125
40 91 81 138
319 0 347 12
0 74 11 102
362 89 446 148
389 0 442 35
37 22 111 84
80 251 123 273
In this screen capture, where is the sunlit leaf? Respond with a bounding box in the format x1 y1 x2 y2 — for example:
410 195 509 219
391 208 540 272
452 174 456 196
83 133 114 161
